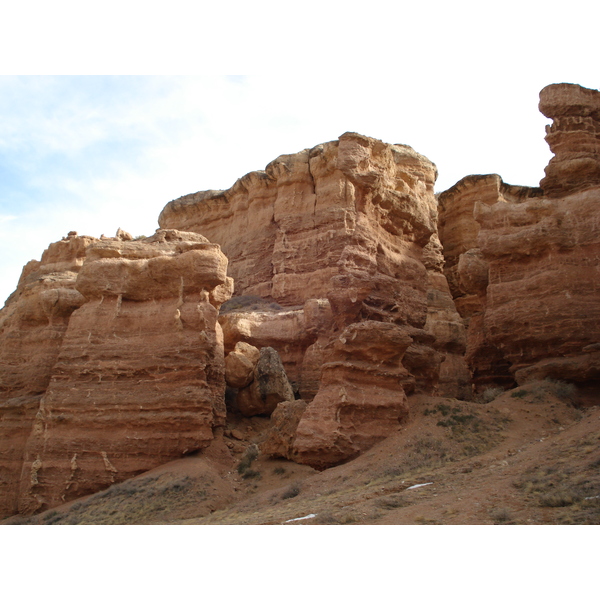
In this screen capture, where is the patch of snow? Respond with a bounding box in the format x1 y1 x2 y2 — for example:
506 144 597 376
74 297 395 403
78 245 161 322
406 482 433 490
284 513 317 523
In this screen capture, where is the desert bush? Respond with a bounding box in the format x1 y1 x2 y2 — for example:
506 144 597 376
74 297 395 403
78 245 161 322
541 379 578 404
472 386 504 404
490 508 514 524
511 389 530 398
376 495 411 510
539 491 579 508
282 483 301 499
314 511 356 525
237 444 259 475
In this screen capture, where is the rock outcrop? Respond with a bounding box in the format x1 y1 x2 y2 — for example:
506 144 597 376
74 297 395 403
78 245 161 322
161 133 464 396
1 230 232 516
292 322 412 469
160 132 465 465
438 83 600 391
2 83 599 518
539 83 600 198
0 233 94 517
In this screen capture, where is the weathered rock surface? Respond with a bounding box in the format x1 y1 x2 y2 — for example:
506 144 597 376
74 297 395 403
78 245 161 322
1 229 232 516
422 234 471 399
0 234 95 518
438 83 600 391
162 132 462 395
236 347 295 417
160 132 438 314
161 132 467 465
539 83 600 198
260 399 308 459
292 322 412 469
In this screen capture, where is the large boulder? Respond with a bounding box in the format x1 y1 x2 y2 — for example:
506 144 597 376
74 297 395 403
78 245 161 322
236 347 295 417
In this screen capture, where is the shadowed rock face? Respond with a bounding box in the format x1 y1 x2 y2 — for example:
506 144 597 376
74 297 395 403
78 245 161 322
0 230 232 517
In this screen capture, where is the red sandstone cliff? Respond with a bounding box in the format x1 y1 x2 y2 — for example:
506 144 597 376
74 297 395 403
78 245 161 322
1 83 598 518
1 230 232 516
438 83 600 392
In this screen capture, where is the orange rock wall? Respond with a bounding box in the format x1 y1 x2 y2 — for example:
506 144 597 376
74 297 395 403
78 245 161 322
0 230 232 516
0 235 92 517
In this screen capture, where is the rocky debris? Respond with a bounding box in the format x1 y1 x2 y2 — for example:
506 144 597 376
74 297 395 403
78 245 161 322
236 347 295 417
539 83 600 198
219 306 313 386
115 228 134 241
1 230 232 516
224 341 261 395
225 350 256 389
292 322 413 469
260 399 308 459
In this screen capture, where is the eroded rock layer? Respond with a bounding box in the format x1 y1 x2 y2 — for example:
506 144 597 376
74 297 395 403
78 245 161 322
539 83 600 198
159 132 438 313
292 322 412 468
161 133 465 465
438 172 600 388
162 133 462 396
1 230 233 516
0 233 94 517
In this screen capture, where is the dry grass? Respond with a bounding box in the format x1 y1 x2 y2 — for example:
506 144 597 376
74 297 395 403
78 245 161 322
34 473 209 525
513 431 600 524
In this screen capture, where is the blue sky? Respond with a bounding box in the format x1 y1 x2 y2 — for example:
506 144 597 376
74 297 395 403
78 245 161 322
0 2 597 306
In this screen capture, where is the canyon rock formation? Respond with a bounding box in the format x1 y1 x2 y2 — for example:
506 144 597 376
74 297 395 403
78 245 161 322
438 83 600 391
1 230 232 516
539 83 600 198
1 83 599 518
161 131 470 466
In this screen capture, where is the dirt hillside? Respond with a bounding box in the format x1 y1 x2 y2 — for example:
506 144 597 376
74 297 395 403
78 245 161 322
6 381 599 526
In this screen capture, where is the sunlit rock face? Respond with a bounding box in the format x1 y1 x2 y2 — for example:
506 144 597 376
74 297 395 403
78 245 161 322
0 230 232 516
0 233 94 518
438 84 600 391
161 132 470 467
539 83 600 198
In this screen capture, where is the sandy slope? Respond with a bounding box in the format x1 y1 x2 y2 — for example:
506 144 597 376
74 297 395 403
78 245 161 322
5 383 599 526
